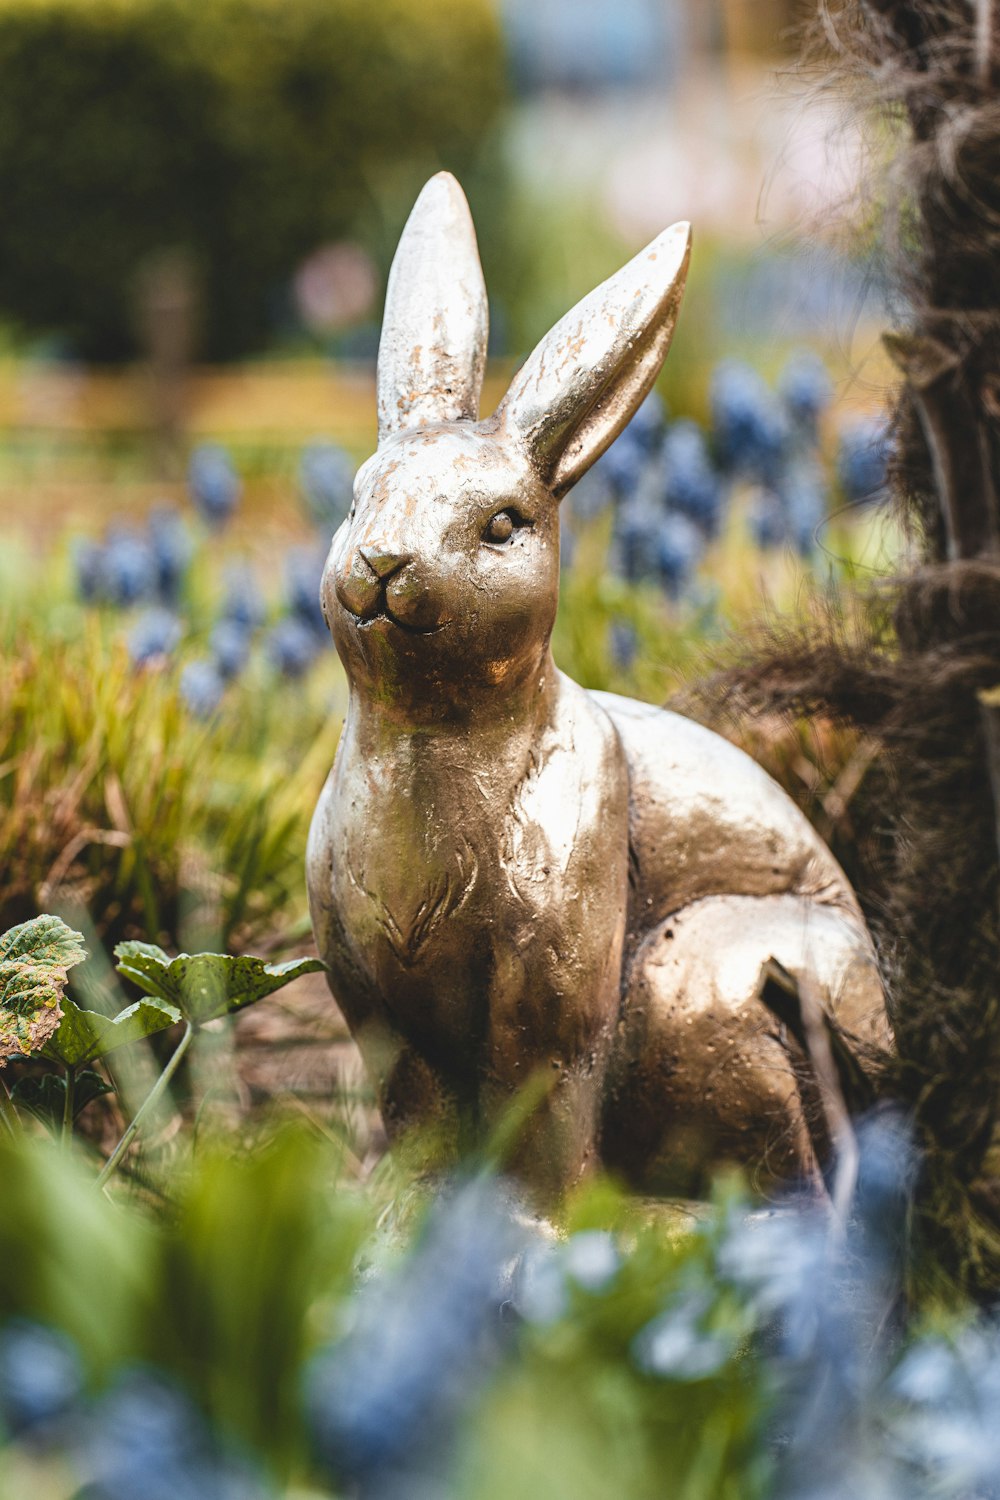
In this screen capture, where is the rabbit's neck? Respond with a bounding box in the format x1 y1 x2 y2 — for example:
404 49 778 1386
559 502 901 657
347 654 561 768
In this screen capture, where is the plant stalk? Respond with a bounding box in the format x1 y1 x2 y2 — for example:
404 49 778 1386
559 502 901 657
97 1020 193 1187
62 1064 76 1142
0 1079 20 1138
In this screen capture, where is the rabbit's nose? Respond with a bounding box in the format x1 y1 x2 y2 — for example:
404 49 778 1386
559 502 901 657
360 546 410 582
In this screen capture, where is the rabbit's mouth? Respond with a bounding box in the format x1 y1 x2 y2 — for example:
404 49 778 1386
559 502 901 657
354 600 450 637
334 550 451 635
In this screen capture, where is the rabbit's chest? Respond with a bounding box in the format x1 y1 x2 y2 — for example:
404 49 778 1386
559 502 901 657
329 769 563 983
312 711 629 1059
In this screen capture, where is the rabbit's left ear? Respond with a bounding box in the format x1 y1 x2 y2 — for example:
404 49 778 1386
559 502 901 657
377 173 489 442
495 222 691 495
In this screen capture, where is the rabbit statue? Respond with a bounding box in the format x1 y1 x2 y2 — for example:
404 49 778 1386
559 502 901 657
307 173 887 1200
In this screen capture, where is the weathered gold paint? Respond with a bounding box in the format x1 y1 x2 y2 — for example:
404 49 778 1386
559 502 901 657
307 172 887 1201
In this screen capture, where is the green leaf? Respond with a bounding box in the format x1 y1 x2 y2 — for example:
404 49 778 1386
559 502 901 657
0 915 88 1064
114 943 325 1025
111 941 173 1002
11 1070 114 1130
42 995 181 1067
0 914 88 970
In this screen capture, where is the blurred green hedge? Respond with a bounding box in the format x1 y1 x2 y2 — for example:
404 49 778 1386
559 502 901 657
0 0 505 358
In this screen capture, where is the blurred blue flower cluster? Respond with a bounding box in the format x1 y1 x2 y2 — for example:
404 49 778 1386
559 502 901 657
0 1338 270 1498
306 1177 524 1499
3 1114 1000 1499
568 355 891 615
70 439 357 715
74 505 192 611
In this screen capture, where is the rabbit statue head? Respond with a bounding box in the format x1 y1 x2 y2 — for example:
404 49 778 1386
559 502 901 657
322 173 690 719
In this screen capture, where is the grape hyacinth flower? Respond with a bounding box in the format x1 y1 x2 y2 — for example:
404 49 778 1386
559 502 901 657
265 616 319 679
73 538 106 604
126 607 182 667
711 360 789 486
179 659 225 718
655 512 703 599
219 562 266 631
748 488 789 550
594 390 667 503
147 504 193 605
79 1369 271 1500
188 444 241 530
595 431 648 503
284 546 328 639
0 1321 82 1443
837 415 891 505
99 527 158 607
300 440 354 535
209 618 251 681
306 1177 524 1499
661 419 723 536
624 389 667 455
779 456 828 558
608 618 638 672
613 492 664 584
779 349 833 440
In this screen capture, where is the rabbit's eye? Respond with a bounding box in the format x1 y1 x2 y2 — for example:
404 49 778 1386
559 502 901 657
484 509 521 544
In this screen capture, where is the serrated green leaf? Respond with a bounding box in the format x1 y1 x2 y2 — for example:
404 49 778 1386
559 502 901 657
112 941 174 1002
113 944 325 1024
42 995 181 1067
0 915 88 1063
0 915 87 970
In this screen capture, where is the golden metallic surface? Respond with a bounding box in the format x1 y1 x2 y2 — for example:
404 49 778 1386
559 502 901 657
307 173 887 1200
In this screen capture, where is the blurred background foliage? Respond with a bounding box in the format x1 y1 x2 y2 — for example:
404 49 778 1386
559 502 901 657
0 0 505 358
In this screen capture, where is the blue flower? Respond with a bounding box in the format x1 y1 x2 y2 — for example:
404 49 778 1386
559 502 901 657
837 416 891 505
778 456 828 557
661 419 723 535
300 441 354 535
613 493 662 583
100 528 159 607
80 1369 270 1500
73 538 106 604
0 1321 82 1442
306 1178 524 1493
284 547 328 639
625 389 668 454
188 445 241 529
265 616 319 679
747 488 789 550
219 562 266 631
711 360 789 484
779 349 833 438
608 618 638 672
126 607 183 667
632 1287 737 1382
147 505 193 605
562 1229 621 1293
209 618 251 681
655 512 703 598
179 659 225 718
594 392 666 503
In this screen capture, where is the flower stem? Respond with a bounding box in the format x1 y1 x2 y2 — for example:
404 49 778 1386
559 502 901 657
0 1079 20 1138
62 1065 76 1142
97 1021 194 1188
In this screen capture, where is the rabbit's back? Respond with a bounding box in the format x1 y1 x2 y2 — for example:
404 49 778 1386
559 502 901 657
589 691 859 950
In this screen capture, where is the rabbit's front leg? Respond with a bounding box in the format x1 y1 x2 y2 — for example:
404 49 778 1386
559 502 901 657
474 679 632 1199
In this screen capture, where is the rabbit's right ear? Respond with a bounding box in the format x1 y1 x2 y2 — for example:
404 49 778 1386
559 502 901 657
376 173 489 443
495 222 690 496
